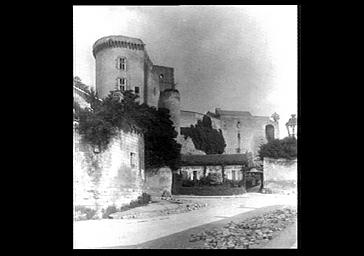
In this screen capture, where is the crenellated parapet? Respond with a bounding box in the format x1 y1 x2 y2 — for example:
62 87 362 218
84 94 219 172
92 35 145 58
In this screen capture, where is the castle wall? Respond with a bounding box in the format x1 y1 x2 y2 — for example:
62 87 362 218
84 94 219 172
152 65 175 91
180 110 221 130
220 115 279 156
263 157 297 195
158 89 181 134
144 60 160 108
73 127 145 213
143 167 172 197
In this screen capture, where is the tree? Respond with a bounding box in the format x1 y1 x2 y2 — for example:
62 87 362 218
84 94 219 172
258 137 297 160
73 76 91 93
181 115 226 154
77 90 181 170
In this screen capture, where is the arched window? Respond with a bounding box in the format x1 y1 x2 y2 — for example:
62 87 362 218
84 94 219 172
116 57 127 70
265 125 275 141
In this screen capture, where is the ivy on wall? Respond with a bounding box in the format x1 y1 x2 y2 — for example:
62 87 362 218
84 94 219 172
74 89 181 171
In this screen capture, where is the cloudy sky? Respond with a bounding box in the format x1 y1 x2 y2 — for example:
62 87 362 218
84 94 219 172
73 5 297 138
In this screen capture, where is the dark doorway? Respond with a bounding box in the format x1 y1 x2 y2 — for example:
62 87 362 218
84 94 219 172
193 171 197 181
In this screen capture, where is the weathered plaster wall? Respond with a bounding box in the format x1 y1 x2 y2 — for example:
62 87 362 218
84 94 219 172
73 128 145 212
142 167 172 197
158 89 181 134
180 110 221 130
220 115 279 156
263 157 297 195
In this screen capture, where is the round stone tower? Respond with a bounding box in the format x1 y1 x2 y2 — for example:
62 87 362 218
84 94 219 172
158 89 181 135
92 35 147 101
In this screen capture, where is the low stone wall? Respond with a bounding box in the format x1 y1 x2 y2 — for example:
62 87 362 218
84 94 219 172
73 128 145 215
143 167 172 197
263 157 297 195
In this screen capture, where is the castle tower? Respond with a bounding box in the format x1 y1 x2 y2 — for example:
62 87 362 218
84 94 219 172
158 89 181 135
92 35 159 107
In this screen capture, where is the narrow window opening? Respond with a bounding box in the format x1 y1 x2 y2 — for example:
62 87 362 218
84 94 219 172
117 57 127 70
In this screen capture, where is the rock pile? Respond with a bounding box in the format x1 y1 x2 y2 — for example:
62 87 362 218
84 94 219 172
160 201 208 216
189 208 296 249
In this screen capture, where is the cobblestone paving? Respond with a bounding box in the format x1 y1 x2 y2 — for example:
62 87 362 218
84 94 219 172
188 207 296 249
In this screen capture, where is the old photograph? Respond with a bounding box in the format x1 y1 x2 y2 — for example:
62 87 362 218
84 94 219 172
73 5 298 249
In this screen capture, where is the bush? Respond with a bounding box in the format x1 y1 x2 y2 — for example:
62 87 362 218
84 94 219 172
197 176 210 186
224 179 240 188
182 179 196 187
175 183 246 196
161 190 172 198
258 137 297 160
127 192 152 209
207 172 222 185
75 206 97 220
102 205 118 219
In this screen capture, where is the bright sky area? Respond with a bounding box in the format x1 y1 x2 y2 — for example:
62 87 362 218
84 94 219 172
73 5 298 138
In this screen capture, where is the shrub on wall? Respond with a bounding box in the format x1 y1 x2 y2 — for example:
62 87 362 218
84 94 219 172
76 89 181 170
258 137 297 160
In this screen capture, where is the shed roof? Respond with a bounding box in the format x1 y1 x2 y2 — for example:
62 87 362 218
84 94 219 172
180 154 249 166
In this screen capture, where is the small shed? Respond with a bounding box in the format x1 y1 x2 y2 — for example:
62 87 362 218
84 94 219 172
178 154 249 181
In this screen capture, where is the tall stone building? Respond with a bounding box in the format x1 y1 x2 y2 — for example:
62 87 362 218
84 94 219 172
92 35 279 156
207 108 279 155
180 108 279 157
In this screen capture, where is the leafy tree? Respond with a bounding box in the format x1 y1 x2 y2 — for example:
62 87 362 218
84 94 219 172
181 115 226 154
76 90 181 170
258 137 297 160
73 76 91 93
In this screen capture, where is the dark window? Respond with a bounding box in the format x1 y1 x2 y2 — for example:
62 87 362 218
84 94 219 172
193 171 197 181
117 57 126 70
134 86 140 94
117 78 126 91
265 125 275 141
130 152 136 168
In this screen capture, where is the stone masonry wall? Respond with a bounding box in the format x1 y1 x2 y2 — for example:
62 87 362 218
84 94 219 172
73 128 145 213
143 167 172 197
263 157 297 195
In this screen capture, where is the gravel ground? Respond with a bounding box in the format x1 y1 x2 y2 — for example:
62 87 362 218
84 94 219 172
188 207 296 249
109 198 208 219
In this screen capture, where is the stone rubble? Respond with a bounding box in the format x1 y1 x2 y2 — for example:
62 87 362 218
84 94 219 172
189 207 296 249
110 198 208 219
